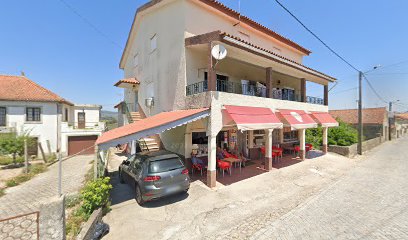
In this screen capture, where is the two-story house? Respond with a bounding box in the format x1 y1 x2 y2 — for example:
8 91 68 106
97 0 338 187
0 75 105 157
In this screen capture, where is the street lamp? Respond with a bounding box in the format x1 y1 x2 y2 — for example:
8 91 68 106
357 65 382 155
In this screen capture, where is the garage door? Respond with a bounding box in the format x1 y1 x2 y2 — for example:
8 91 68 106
68 135 98 156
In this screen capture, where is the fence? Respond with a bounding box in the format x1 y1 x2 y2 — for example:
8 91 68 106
0 212 39 240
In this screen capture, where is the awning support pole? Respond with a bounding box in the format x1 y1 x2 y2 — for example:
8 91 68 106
322 127 328 154
299 129 306 160
265 129 273 171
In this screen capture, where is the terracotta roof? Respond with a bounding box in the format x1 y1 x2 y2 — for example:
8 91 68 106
120 0 311 68
329 107 387 125
114 78 140 87
114 101 123 109
396 113 408 120
220 32 336 81
96 108 209 146
0 75 73 105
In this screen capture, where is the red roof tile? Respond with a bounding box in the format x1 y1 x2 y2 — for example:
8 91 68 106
0 75 73 105
220 32 336 81
329 107 387 125
114 78 140 87
96 108 209 145
396 113 408 120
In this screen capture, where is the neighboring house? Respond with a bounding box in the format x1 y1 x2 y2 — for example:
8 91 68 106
0 75 105 157
99 0 338 187
395 113 408 137
329 107 389 141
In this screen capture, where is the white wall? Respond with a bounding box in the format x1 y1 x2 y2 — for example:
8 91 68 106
73 106 101 128
0 101 60 153
185 0 305 63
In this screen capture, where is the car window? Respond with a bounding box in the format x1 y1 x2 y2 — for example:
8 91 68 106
148 158 184 174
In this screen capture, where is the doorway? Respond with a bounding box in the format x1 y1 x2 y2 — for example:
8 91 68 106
78 112 85 129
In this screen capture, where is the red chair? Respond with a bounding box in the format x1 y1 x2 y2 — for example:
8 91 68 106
217 160 231 177
294 146 300 157
192 163 204 176
223 150 239 159
305 143 313 158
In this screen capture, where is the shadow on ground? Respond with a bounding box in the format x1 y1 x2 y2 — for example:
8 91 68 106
109 171 189 208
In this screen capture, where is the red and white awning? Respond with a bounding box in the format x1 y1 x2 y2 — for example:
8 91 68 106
310 112 339 127
96 108 210 150
276 109 318 129
222 105 283 130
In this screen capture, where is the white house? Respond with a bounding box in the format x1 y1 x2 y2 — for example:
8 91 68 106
98 0 338 187
0 75 105 157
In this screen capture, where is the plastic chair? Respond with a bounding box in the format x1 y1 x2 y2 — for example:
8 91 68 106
217 160 231 177
192 163 204 176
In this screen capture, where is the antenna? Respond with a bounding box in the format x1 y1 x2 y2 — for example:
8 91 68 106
233 0 241 27
211 44 228 69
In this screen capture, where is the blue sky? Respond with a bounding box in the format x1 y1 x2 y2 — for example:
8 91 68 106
1 0 408 112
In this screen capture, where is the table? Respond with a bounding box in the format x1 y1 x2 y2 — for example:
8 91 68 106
223 157 242 173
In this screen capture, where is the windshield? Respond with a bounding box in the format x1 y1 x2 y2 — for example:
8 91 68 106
148 158 184 173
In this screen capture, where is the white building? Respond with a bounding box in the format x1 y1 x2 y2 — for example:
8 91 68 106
99 0 339 187
0 75 105 157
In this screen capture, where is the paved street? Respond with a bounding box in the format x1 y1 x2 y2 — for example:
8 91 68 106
103 148 358 239
0 155 93 219
251 137 408 240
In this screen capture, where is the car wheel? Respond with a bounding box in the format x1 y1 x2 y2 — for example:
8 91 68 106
135 185 144 205
119 171 124 184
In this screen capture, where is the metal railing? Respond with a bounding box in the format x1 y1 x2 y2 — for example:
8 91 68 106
0 211 40 240
186 80 325 105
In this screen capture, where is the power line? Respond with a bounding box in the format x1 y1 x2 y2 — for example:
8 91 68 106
363 75 388 104
331 87 358 95
57 0 122 50
273 0 360 72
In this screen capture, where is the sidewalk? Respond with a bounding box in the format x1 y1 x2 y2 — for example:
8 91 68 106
0 155 93 219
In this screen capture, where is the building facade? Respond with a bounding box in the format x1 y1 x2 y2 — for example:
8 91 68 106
105 0 338 187
0 75 105 157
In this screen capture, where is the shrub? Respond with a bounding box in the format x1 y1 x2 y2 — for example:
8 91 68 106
306 119 359 148
0 156 24 165
80 177 112 216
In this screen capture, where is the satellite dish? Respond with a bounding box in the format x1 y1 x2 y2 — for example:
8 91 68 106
211 44 227 60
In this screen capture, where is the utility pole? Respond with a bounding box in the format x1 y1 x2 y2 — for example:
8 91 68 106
388 100 399 141
358 71 363 155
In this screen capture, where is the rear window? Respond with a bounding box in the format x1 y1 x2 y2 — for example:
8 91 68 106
148 158 184 173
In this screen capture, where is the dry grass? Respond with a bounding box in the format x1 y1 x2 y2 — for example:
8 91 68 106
5 164 47 187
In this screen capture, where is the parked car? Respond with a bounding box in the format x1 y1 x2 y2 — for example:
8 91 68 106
118 150 190 205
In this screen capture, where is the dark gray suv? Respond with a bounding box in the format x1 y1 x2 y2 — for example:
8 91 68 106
118 150 190 205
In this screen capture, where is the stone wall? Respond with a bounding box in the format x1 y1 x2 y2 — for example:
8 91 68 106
328 136 384 158
76 208 102 240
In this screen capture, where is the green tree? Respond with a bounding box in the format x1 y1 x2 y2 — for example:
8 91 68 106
0 132 34 165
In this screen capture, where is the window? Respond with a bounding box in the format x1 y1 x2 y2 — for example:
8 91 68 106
284 130 298 142
26 107 41 122
150 34 157 52
0 107 6 126
148 158 183 174
133 53 139 67
204 72 229 92
64 108 68 122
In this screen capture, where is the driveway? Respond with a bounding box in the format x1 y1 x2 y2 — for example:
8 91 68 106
0 155 93 219
103 149 358 239
252 137 408 239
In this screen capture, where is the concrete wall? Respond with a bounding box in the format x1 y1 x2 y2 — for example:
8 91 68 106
39 195 65 240
328 136 384 158
76 208 102 240
123 0 186 116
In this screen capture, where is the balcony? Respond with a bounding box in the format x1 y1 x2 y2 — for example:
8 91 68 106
186 80 325 105
61 121 106 133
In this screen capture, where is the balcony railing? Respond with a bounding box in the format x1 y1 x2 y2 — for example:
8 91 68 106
186 80 325 105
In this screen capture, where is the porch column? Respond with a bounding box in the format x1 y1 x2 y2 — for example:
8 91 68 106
322 127 328 154
130 140 137 154
300 78 307 102
207 134 217 188
265 129 273 171
266 67 274 98
279 128 284 144
184 125 193 171
248 130 254 148
299 129 306 160
207 42 217 91
324 85 329 106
